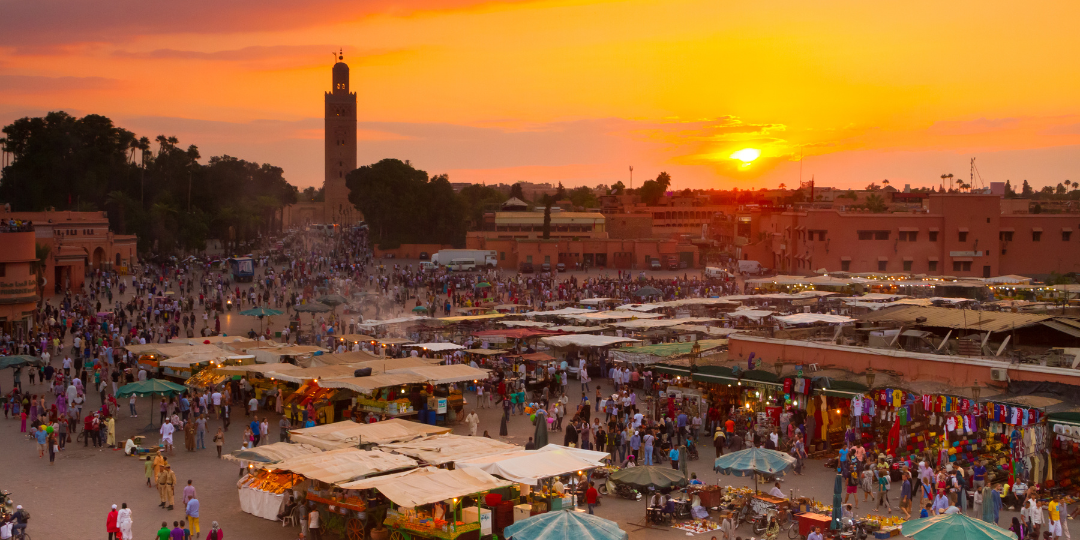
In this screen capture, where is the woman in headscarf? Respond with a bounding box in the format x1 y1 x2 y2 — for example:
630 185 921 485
117 502 133 540
1010 516 1026 540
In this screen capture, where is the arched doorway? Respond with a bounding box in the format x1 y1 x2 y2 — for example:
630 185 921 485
115 253 121 267
92 247 105 270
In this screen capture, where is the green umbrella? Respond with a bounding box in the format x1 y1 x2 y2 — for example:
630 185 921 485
713 447 796 493
116 379 188 428
411 305 429 313
504 510 627 540
609 465 688 491
0 355 45 369
239 306 284 317
901 513 1018 540
294 301 332 313
632 286 662 297
474 282 492 289
316 294 349 307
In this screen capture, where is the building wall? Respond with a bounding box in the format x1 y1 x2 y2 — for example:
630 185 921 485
466 236 699 270
736 194 1080 278
0 231 39 328
372 243 452 259
606 214 653 239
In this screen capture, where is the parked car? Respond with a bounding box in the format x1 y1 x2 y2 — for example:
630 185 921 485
520 262 535 273
556 262 566 272
418 252 429 260
541 262 551 272
667 259 679 270
650 259 662 270
419 261 437 272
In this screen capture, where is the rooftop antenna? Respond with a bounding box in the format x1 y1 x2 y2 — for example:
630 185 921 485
629 165 633 190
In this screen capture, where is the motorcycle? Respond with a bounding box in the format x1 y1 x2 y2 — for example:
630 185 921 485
599 479 641 500
226 299 233 312
1 490 13 511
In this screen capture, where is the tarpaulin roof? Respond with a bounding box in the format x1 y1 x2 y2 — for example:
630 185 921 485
858 305 1054 333
473 329 563 339
455 448 601 484
566 311 666 321
611 339 727 359
288 419 450 450
339 466 512 508
463 349 508 356
265 364 363 384
546 325 609 333
386 364 491 385
437 314 507 322
773 314 856 325
125 343 223 357
378 434 522 465
270 448 417 485
540 335 640 348
519 352 556 362
319 373 428 393
524 307 596 318
223 442 323 465
618 298 741 311
216 363 302 376
535 444 610 465
613 317 718 329
358 316 432 327
499 321 553 328
375 338 415 345
304 350 384 367
401 343 465 352
726 309 774 321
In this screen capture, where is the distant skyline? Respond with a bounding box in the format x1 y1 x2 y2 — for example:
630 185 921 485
2 0 1078 191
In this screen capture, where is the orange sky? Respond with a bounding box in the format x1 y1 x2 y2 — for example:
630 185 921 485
2 0 1079 190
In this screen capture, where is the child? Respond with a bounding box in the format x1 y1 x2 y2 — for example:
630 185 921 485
181 519 191 540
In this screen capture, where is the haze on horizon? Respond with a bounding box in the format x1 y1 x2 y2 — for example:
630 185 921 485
1 0 1078 192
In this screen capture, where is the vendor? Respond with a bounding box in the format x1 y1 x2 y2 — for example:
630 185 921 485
552 478 565 495
768 482 784 499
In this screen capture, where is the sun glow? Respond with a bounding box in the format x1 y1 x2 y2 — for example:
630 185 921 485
730 148 761 163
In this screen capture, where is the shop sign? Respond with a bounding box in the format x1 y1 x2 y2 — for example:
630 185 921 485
0 279 35 297
437 398 448 414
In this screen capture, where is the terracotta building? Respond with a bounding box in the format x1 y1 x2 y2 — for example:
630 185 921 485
0 231 38 333
282 52 361 227
0 209 138 292
736 193 1080 278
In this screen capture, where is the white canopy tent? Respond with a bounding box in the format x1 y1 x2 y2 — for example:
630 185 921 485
524 307 596 318
401 343 466 352
773 313 856 325
455 448 601 484
288 419 450 450
269 448 418 485
339 466 512 508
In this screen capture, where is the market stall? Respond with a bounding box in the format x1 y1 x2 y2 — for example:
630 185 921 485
340 466 514 540
455 446 603 513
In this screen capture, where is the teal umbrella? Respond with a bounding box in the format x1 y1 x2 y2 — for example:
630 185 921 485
411 305 429 313
116 379 188 428
239 306 284 317
0 355 44 369
316 294 349 307
901 513 1017 540
633 286 662 297
474 282 492 289
504 510 627 540
713 447 796 493
294 302 332 313
609 465 687 491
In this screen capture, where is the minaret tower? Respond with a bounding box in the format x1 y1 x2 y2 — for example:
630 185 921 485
324 49 357 224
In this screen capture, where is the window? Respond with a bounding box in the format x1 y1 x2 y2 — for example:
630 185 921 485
857 230 890 240
953 261 972 272
928 260 938 272
526 255 533 263
1064 231 1072 241
878 260 887 271
500 252 505 261
928 231 938 242
1033 231 1042 242
903 260 913 271
841 260 851 271
899 231 918 242
958 232 968 242
999 231 1013 241
808 230 827 241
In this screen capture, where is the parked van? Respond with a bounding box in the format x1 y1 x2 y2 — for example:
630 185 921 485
446 258 476 271
705 266 731 279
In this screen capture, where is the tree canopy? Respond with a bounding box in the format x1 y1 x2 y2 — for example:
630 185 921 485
0 111 298 253
346 158 466 248
636 172 671 205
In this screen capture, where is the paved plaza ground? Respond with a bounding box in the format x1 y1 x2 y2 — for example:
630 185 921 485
0 268 1037 539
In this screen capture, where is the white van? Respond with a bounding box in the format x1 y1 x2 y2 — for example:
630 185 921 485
705 267 731 279
446 258 476 272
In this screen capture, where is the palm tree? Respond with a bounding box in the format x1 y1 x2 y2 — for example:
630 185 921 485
778 183 786 190
882 179 890 187
32 243 51 304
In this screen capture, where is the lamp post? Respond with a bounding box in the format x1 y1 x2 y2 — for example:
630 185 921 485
971 379 981 402
690 340 701 372
774 360 785 379
865 367 876 390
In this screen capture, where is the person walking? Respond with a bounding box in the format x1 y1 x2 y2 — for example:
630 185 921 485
213 427 225 458
186 495 200 539
206 521 222 540
586 481 599 515
117 503 133 540
158 463 176 510
308 504 321 540
106 504 119 540
465 410 480 436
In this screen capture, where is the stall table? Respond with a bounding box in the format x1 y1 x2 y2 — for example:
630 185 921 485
796 512 832 537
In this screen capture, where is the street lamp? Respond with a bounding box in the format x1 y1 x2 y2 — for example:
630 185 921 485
971 379 981 402
774 360 785 379
865 367 876 390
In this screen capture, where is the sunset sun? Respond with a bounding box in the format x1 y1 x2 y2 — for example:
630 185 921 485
730 148 761 165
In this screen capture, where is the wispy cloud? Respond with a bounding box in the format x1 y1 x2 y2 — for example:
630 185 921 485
0 75 121 93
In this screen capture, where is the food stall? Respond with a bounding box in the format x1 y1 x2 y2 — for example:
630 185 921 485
320 373 429 419
455 446 606 515
378 434 521 467
227 442 326 521
273 448 420 539
340 467 514 540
